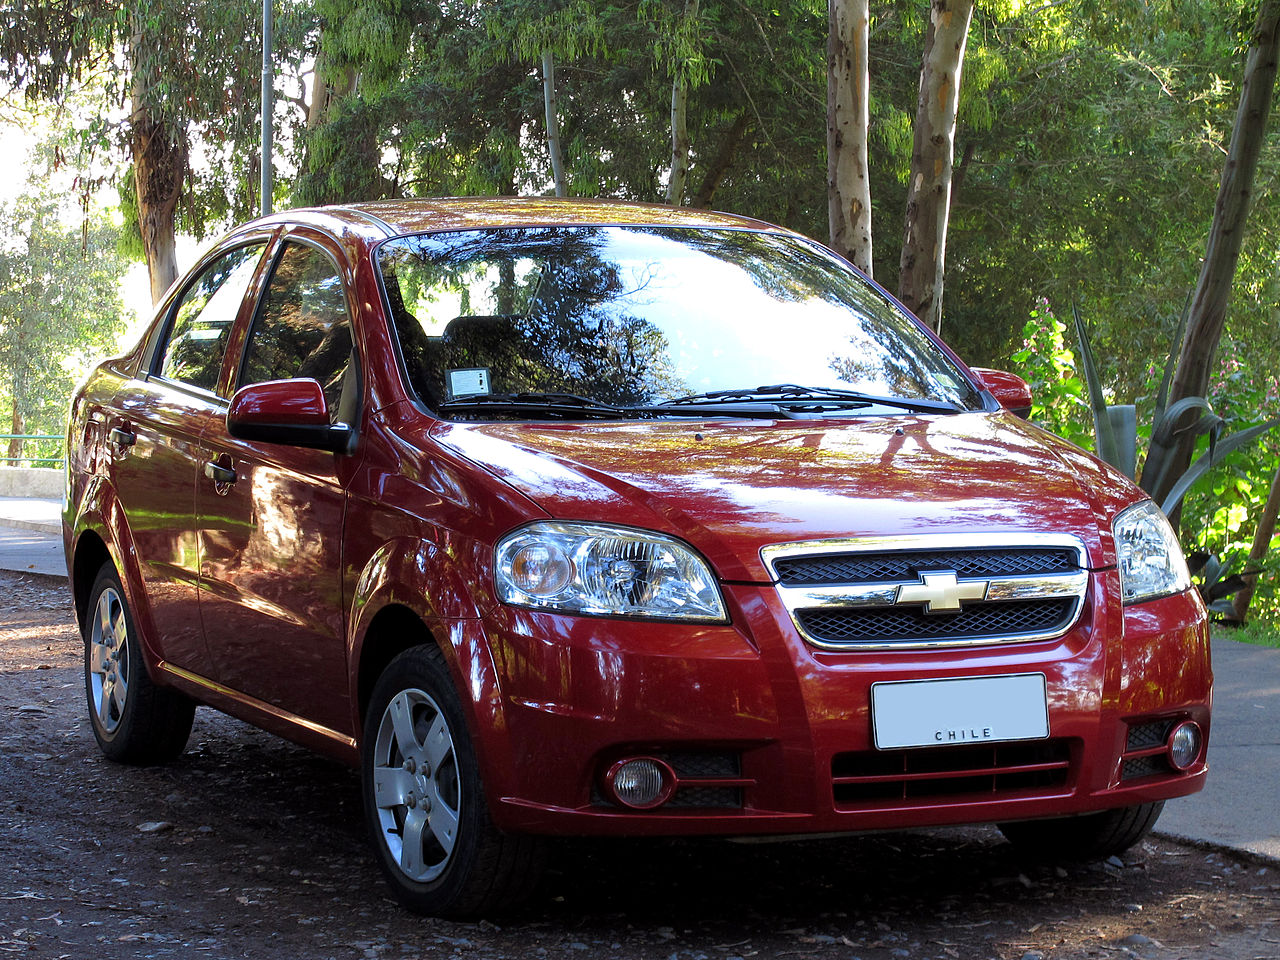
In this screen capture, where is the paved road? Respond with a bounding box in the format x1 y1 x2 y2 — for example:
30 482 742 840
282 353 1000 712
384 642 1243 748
1158 635 1280 860
0 496 62 577
2 497 1275 862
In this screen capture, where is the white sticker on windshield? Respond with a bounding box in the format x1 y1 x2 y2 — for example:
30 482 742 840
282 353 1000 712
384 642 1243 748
449 368 491 398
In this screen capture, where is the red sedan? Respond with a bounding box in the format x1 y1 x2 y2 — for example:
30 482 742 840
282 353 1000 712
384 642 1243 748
64 198 1210 916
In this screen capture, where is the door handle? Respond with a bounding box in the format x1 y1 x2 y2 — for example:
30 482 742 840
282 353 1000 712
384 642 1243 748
204 460 237 485
109 426 136 448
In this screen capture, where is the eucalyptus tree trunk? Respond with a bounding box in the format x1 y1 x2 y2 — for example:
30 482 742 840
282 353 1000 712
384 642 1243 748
691 112 749 208
1157 1 1280 510
542 50 567 197
8 405 22 464
897 0 975 332
667 70 691 205
666 0 700 206
307 42 358 130
826 0 873 274
1231 462 1280 623
129 25 187 305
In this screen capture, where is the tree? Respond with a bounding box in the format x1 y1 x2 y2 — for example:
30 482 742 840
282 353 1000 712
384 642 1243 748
1155 1 1280 511
296 0 825 231
1 1 306 303
896 0 975 332
0 195 128 460
827 0 873 274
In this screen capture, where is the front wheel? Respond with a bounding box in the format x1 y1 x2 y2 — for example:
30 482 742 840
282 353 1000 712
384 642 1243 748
83 562 194 764
361 645 545 917
998 801 1164 860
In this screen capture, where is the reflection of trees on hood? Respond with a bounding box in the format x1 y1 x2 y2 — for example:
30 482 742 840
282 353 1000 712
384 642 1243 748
383 228 682 407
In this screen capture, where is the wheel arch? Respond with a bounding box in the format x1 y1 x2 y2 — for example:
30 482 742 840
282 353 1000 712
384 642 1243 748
348 539 517 803
70 528 112 629
355 602 440 727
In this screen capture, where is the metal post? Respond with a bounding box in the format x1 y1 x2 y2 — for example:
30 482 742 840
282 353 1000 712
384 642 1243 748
260 0 273 217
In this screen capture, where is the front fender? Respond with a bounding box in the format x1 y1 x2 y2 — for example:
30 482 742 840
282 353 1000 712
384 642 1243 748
346 537 516 799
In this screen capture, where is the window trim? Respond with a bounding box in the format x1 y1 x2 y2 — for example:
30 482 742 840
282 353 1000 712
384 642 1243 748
232 234 364 438
144 241 272 399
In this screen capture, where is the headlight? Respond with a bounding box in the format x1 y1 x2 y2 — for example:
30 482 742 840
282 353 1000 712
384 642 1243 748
1113 500 1191 604
495 522 727 621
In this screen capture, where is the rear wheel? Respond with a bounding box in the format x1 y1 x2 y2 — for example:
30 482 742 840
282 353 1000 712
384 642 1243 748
998 801 1164 859
83 562 194 764
361 645 545 917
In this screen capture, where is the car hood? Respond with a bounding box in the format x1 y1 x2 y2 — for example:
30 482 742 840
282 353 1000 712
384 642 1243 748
429 411 1137 582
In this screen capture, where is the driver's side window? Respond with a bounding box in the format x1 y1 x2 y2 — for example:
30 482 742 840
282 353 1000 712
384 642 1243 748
241 242 356 423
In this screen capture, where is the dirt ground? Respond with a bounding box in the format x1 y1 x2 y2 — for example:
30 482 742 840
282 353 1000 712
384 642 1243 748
1 569 1277 960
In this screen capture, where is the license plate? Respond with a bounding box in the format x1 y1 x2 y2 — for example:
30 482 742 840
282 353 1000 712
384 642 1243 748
871 674 1048 750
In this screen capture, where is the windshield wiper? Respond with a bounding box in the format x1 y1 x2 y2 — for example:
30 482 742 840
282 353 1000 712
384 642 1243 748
437 392 631 419
660 383 961 414
436 392 804 420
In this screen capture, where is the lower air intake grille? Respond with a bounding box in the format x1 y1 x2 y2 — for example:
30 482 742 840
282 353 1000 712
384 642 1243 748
832 740 1073 807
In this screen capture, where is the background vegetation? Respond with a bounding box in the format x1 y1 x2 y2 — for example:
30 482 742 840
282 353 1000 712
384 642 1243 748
0 0 1277 624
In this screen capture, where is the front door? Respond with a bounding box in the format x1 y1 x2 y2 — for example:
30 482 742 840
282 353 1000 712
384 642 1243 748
196 238 361 737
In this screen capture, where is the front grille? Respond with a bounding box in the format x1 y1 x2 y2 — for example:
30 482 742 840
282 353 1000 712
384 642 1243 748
799 599 1076 646
832 740 1073 807
774 548 1080 586
762 535 1088 650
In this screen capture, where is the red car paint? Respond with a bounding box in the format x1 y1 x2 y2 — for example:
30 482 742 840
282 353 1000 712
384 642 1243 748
64 199 1209 853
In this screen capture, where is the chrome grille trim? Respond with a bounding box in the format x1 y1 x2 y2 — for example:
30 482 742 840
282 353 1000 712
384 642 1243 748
761 533 1089 651
776 571 1088 611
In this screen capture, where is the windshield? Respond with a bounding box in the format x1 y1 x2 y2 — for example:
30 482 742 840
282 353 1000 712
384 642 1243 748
376 226 982 419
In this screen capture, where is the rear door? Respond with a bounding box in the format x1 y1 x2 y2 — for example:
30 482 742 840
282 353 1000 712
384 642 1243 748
108 243 268 676
195 234 362 737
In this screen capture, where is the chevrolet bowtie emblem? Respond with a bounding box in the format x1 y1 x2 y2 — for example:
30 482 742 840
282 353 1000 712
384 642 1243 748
895 571 988 614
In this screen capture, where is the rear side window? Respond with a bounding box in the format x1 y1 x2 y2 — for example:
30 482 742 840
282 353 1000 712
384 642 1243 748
157 245 264 392
240 242 355 422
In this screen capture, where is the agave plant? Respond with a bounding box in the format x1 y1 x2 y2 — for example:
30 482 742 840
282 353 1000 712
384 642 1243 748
1071 303 1279 513
1070 303 1279 612
1184 550 1249 620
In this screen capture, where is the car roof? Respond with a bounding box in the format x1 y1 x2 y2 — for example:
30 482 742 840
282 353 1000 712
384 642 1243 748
247 196 789 242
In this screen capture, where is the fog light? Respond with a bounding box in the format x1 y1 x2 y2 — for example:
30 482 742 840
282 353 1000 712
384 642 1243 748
1167 720 1203 771
605 757 675 809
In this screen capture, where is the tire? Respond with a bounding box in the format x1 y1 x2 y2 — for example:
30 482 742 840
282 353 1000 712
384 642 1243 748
83 562 195 764
362 645 546 918
998 801 1165 860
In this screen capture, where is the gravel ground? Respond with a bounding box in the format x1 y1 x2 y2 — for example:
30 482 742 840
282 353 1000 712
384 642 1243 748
1 570 1277 960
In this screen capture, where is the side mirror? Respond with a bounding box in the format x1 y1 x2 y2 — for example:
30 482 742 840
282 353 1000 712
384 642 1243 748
971 367 1033 419
227 378 353 452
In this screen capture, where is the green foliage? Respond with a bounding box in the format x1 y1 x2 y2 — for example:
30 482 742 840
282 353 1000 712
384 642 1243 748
1181 354 1280 623
1221 618 1280 648
1016 299 1280 622
296 0 827 230
1008 301 1091 448
1 0 313 241
0 193 129 443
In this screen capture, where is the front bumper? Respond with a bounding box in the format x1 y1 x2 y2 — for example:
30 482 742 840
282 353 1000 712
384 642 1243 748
464 570 1210 837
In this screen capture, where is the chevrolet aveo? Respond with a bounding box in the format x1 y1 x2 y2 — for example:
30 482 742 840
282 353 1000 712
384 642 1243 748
64 198 1210 917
